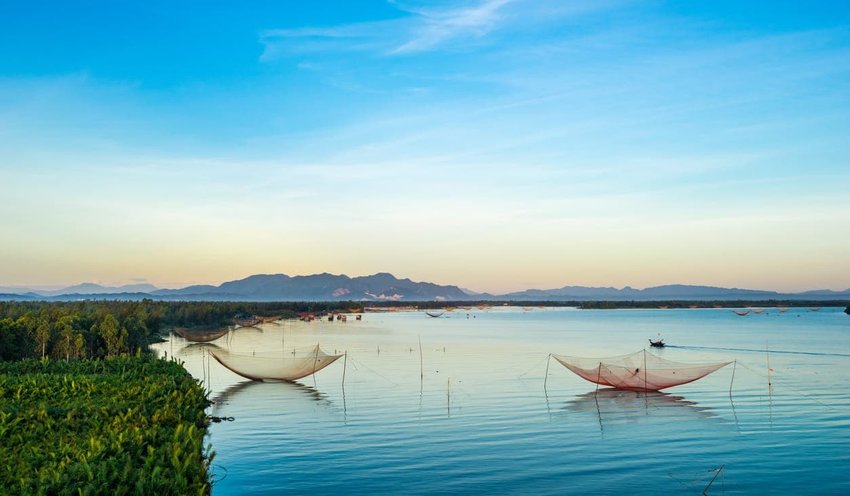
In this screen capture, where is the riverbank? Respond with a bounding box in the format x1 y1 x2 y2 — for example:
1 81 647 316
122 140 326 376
0 355 212 494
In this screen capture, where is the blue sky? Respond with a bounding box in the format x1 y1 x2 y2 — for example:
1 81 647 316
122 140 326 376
1 1 849 292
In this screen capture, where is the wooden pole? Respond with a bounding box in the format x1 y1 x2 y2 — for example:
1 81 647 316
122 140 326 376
595 362 602 394
342 350 348 387
447 377 451 416
544 354 551 389
729 360 737 396
766 341 772 387
703 465 724 495
643 349 648 393
418 336 424 383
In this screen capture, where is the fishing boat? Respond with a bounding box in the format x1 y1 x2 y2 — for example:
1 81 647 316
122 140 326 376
649 338 665 348
733 310 750 316
210 345 342 382
551 350 730 391
425 311 444 318
751 309 765 314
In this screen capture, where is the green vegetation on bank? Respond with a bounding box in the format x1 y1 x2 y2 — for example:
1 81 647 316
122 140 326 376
0 355 212 495
0 300 360 361
399 300 850 310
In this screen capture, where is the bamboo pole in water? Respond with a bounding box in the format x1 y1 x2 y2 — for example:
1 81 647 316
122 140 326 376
766 341 772 387
595 362 602 394
342 351 348 387
543 354 551 389
729 360 737 396
418 336 424 383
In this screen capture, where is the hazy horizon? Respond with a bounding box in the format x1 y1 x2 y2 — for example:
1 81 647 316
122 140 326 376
2 270 848 296
2 1 849 294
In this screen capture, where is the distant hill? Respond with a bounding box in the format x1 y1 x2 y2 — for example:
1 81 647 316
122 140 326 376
502 284 850 301
32 283 161 297
150 272 468 301
0 273 848 302
0 293 36 301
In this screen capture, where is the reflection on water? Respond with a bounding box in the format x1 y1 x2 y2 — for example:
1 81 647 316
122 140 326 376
152 307 850 495
565 388 717 419
211 380 334 417
562 388 720 435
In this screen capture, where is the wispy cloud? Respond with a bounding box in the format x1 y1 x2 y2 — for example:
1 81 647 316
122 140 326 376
260 0 514 60
390 0 512 54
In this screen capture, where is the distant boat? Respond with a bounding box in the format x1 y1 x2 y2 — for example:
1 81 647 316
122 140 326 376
551 350 730 391
751 309 765 314
657 305 669 309
210 345 342 382
733 310 750 316
649 338 665 348
425 311 444 318
808 307 821 312
776 306 789 313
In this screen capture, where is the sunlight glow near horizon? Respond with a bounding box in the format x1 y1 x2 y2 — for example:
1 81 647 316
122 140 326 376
1 1 849 293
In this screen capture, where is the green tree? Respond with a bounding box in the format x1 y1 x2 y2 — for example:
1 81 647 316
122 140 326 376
97 314 127 357
34 321 51 359
55 316 82 361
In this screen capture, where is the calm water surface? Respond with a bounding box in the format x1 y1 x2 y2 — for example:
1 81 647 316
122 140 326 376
153 307 850 495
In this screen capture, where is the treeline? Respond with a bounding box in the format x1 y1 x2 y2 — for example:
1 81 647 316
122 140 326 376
0 300 361 361
369 300 850 310
574 300 850 309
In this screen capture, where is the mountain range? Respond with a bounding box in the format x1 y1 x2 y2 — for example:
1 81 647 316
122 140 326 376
1 273 849 302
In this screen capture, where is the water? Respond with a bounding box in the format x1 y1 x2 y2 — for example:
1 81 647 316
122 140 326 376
153 307 850 495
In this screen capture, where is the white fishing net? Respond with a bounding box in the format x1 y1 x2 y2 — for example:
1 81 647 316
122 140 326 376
211 345 343 382
552 350 730 391
174 328 230 343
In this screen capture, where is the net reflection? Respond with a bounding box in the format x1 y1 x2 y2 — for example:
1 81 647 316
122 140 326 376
210 380 336 417
562 389 719 432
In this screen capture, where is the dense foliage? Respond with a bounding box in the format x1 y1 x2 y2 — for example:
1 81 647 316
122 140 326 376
0 300 360 361
0 356 212 495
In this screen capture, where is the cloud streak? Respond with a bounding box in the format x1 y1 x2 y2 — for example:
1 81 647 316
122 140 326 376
260 0 514 60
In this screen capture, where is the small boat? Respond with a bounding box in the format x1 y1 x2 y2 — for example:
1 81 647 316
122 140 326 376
776 306 789 313
425 311 444 318
733 310 750 316
751 309 765 314
649 339 665 348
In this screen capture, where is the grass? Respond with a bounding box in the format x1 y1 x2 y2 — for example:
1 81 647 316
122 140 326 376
0 356 213 495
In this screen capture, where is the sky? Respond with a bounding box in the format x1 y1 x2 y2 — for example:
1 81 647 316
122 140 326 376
1 0 849 293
